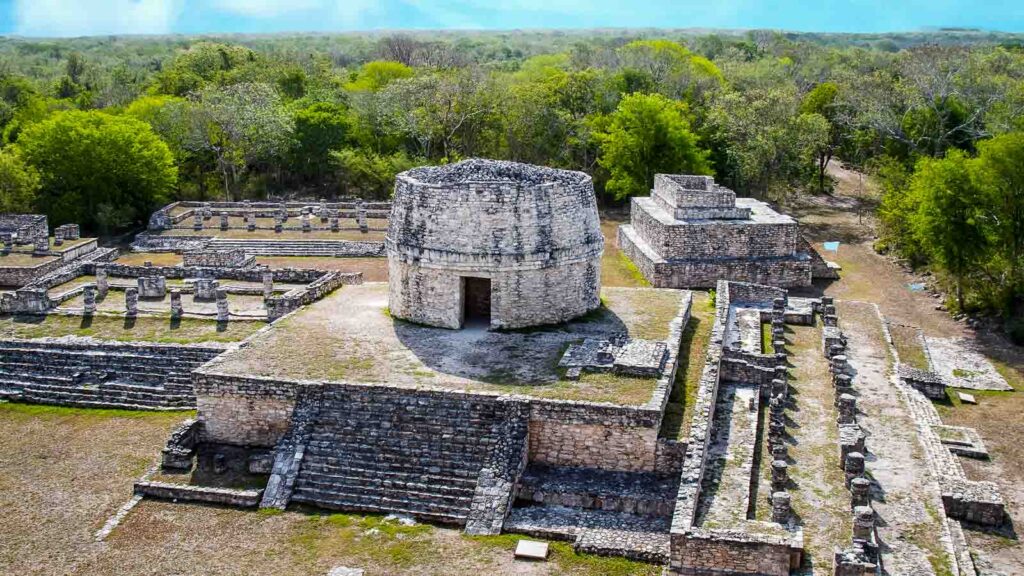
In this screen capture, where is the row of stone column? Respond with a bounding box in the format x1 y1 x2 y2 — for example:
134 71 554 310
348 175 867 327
767 296 793 525
81 271 278 321
192 205 370 233
820 295 878 576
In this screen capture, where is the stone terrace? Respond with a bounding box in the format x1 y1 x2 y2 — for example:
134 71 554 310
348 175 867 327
208 282 686 404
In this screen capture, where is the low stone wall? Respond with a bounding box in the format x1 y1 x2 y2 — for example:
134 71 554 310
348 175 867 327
897 364 947 400
134 480 263 507
130 232 213 253
265 271 361 321
0 257 64 287
182 249 255 268
57 238 98 262
527 292 690 472
670 529 798 576
25 247 118 291
667 280 801 576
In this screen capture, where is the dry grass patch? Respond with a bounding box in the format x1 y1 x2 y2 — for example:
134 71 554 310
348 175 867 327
660 291 712 440
255 256 388 281
114 252 183 266
0 313 262 343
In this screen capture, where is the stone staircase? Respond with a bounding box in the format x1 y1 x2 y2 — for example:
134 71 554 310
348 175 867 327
289 386 521 525
205 238 384 257
0 340 224 409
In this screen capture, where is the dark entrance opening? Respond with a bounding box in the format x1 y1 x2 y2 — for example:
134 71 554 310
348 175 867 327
463 277 492 328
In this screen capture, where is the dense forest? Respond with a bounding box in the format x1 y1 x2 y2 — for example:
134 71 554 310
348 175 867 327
0 29 1022 336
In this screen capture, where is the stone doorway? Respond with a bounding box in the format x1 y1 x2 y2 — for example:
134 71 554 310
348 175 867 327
463 277 492 327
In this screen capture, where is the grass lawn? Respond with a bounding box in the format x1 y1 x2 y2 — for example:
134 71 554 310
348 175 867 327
114 252 184 266
659 291 712 441
0 401 659 576
0 252 57 267
889 323 930 371
0 313 263 344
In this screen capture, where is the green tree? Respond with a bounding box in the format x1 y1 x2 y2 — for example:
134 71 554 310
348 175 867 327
292 102 352 181
910 151 988 309
0 149 40 212
973 133 1024 316
345 61 414 93
16 110 177 232
331 149 421 199
597 92 711 201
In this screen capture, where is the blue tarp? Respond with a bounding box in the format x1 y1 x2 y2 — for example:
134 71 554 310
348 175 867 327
908 283 927 292
823 241 840 252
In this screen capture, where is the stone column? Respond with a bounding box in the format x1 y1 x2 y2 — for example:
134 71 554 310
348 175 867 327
83 285 96 315
852 506 874 541
202 202 212 219
170 288 183 319
95 264 109 299
274 215 283 234
193 212 203 231
262 271 274 299
845 451 865 483
220 212 229 230
330 216 339 232
850 477 871 508
125 287 138 317
301 214 311 233
279 204 288 222
33 238 49 254
247 211 256 232
216 288 229 321
771 491 791 524
319 199 328 222
53 229 64 246
771 460 788 492
357 203 368 233
838 394 857 425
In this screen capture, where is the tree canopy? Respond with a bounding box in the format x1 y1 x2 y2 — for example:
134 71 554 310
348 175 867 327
16 110 176 232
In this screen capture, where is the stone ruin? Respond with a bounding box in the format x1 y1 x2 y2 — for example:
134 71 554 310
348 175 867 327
182 249 255 268
0 213 48 247
386 159 604 330
618 175 835 288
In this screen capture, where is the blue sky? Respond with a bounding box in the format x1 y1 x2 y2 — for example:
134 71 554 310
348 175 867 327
0 0 1022 37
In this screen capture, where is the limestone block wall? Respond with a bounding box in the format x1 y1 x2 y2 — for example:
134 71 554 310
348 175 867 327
56 238 98 262
0 213 48 245
388 257 601 330
629 198 800 260
387 160 604 330
619 225 812 289
0 258 63 287
527 404 661 472
194 373 307 447
669 530 795 576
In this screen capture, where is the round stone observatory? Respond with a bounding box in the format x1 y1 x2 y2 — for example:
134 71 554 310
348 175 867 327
387 159 604 330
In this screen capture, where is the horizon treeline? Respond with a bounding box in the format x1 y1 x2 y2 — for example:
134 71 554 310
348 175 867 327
0 29 1022 334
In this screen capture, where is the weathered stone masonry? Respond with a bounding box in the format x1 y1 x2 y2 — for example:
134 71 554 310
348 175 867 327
387 159 604 330
618 174 826 288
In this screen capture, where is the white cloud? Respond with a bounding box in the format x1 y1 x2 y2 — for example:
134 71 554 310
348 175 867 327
213 0 323 18
14 0 182 37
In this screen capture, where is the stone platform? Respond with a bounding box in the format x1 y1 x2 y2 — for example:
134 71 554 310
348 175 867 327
207 282 687 405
